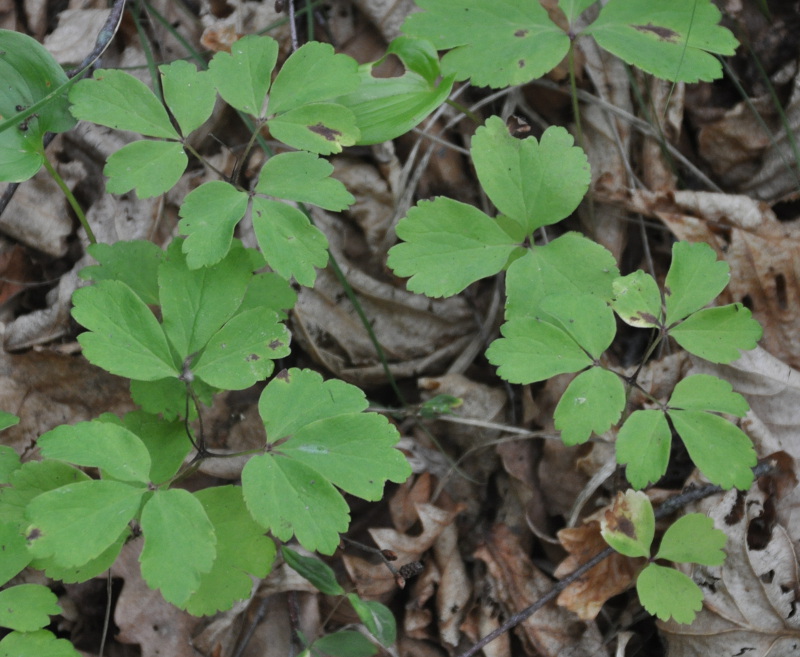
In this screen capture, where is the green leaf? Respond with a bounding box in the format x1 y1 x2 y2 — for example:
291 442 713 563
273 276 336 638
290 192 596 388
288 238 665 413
670 410 756 489
0 585 60 631
0 629 81 657
105 140 187 198
387 197 519 297
600 489 654 558
0 30 75 181
655 513 726 566
26 480 144 567
282 546 345 595
37 420 152 484
505 233 619 320
333 37 455 145
616 410 671 490
80 240 164 305
312 631 377 657
347 595 397 647
559 0 597 24
185 486 276 616
160 238 252 356
242 454 350 555
612 270 663 328
33 530 127 584
636 563 703 624
555 367 625 445
268 41 361 115
486 317 592 383
267 103 360 155
72 280 180 381
668 374 749 416
0 411 19 433
118 411 192 484
539 294 616 357
178 181 249 269
401 0 569 88
0 521 30 586
238 272 297 320
584 0 739 83
251 198 329 287
256 151 355 211
664 242 730 324
670 304 762 363
0 461 89 527
159 60 216 135
68 68 179 139
471 117 590 233
191 307 291 389
0 444 21 484
207 35 278 116
139 489 216 608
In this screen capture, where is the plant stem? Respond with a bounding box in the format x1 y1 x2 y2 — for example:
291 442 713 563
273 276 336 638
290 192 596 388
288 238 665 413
41 156 97 244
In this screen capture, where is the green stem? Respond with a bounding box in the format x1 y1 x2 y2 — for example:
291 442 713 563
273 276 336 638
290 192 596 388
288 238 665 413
445 98 482 125
41 156 96 244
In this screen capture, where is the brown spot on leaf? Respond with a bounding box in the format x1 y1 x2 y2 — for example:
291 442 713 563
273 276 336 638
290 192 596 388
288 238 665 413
308 123 342 141
268 339 283 350
276 368 290 381
245 353 260 362
26 528 41 541
518 59 525 68
514 29 528 37
632 23 679 41
634 312 659 324
615 516 636 538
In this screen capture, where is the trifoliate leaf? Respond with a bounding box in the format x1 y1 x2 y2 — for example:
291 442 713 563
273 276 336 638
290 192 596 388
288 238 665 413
668 374 748 416
192 307 291 389
160 238 252 357
486 317 592 384
0 444 20 483
0 585 60 631
539 294 616 357
37 421 152 484
159 60 216 135
401 0 569 88
670 304 762 363
616 410 671 490
256 151 355 211
471 117 590 233
555 367 625 445
268 42 361 115
69 69 179 139
664 241 729 325
242 454 350 555
347 594 397 647
26 480 144 567
72 281 180 381
185 486 276 616
387 197 520 297
208 35 278 116
251 197 329 287
139 489 216 608
584 0 739 83
505 233 619 320
267 103 360 155
80 240 164 305
612 270 663 328
670 410 756 489
178 181 249 269
0 521 30 586
118 411 192 484
311 631 377 657
655 513 726 566
0 630 81 657
600 489 654 559
636 563 703 624
282 546 345 595
105 139 187 198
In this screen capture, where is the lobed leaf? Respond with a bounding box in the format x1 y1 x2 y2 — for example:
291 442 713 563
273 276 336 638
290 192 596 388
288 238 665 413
267 102 360 155
554 367 625 445
33 530 127 584
636 563 703 624
0 585 60 632
664 241 729 325
0 630 82 657
612 270 663 328
670 304 762 363
208 35 278 116
616 410 671 490
0 521 30 586
539 293 616 358
668 374 748 416
238 272 297 320
600 489 654 559
655 513 726 566
104 139 187 198
0 444 20 483
159 60 216 135
80 240 164 305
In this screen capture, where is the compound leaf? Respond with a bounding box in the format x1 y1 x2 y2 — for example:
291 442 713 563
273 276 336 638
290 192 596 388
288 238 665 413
584 0 738 83
208 35 278 116
670 304 762 363
0 584 60 632
256 151 355 211
139 489 216 608
486 317 592 383
539 293 616 357
185 486 276 616
0 630 81 657
656 513 726 566
267 103 360 155
636 563 703 624
387 197 519 297
555 367 625 445
80 240 164 305
105 139 187 198
178 181 249 269
668 374 748 416
26 479 144 567
251 197 329 287
472 117 590 233
670 410 756 489
401 0 569 88
347 594 397 647
616 410 671 490
159 60 216 135
282 546 345 595
69 68 179 139
72 280 180 381
664 241 729 325
600 489 654 559
612 270 663 328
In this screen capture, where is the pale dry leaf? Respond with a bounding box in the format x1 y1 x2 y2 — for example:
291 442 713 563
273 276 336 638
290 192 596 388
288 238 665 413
43 8 111 64
351 0 417 42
